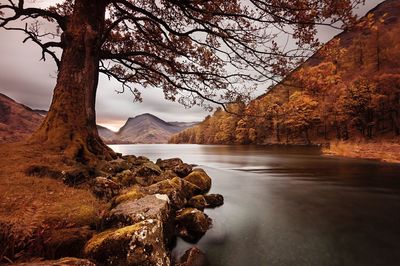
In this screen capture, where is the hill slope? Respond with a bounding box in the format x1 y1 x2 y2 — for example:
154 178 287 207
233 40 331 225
0 93 44 143
170 0 400 146
108 113 196 144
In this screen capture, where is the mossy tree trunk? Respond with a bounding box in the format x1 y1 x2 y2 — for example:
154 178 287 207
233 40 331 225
30 0 115 163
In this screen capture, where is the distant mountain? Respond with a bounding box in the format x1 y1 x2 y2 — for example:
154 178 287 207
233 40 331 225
101 113 198 144
0 93 43 143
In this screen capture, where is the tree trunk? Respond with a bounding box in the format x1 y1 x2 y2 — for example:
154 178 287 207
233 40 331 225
30 0 115 163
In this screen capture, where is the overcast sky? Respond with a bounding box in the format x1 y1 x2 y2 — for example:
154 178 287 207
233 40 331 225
0 0 384 131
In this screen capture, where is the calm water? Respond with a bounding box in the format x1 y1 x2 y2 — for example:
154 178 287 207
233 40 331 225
109 144 400 266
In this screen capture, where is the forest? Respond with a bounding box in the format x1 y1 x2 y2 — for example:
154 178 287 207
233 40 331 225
170 11 400 146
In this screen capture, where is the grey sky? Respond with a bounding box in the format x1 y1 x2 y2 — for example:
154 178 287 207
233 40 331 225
0 0 384 131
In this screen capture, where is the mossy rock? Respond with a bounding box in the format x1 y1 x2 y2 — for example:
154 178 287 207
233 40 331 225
183 169 211 194
113 186 145 206
84 220 170 266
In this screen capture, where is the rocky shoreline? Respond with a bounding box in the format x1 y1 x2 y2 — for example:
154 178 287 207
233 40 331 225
12 155 223 265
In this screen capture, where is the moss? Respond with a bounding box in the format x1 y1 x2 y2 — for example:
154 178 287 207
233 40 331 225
114 187 145 205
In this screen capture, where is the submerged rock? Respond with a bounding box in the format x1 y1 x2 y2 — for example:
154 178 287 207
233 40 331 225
184 169 211 194
84 219 170 266
177 247 209 266
175 208 212 243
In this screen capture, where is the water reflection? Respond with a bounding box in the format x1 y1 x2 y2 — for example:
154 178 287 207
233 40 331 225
110 144 400 266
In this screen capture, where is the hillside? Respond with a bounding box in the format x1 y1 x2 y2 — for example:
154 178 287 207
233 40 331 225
103 113 196 144
0 93 43 143
170 0 400 150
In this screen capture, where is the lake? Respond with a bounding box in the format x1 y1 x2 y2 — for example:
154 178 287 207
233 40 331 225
109 144 400 266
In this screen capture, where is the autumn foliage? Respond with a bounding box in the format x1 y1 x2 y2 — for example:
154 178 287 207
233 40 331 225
170 8 400 145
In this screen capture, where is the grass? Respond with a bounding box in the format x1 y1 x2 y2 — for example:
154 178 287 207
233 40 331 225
0 142 108 262
323 139 400 164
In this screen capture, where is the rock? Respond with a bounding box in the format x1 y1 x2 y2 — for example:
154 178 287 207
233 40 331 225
84 219 170 266
14 257 96 266
125 155 151 166
101 158 132 174
187 195 207 211
105 195 171 229
174 163 193 178
92 177 121 200
177 247 209 266
175 208 212 243
156 158 183 170
135 162 162 186
145 177 201 209
105 194 174 246
183 169 211 194
114 169 135 186
153 169 177 183
203 194 224 208
43 227 94 259
156 158 193 177
113 186 145 206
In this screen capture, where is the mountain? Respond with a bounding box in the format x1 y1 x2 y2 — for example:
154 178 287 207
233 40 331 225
170 0 400 145
101 113 197 144
0 93 44 143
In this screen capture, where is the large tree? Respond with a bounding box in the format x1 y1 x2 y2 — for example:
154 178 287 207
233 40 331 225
0 0 362 163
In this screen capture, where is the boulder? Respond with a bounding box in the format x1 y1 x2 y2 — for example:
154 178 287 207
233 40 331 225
175 208 212 243
183 169 211 194
135 162 162 186
153 169 177 183
43 227 95 259
92 177 121 200
113 186 145 206
174 163 193 178
105 195 171 229
144 177 201 209
187 195 207 211
177 247 209 266
14 257 96 266
101 158 132 174
156 158 192 177
156 158 183 170
84 219 170 266
114 169 135 186
203 194 224 208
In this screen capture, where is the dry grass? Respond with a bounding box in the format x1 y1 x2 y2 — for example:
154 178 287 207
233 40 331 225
0 142 108 262
323 140 400 164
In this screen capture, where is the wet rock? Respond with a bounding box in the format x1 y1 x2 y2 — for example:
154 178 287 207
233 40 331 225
187 195 207 211
14 257 96 266
177 247 209 266
175 208 212 243
43 227 94 259
92 177 121 200
84 219 170 266
183 169 211 194
203 194 224 208
113 186 145 206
